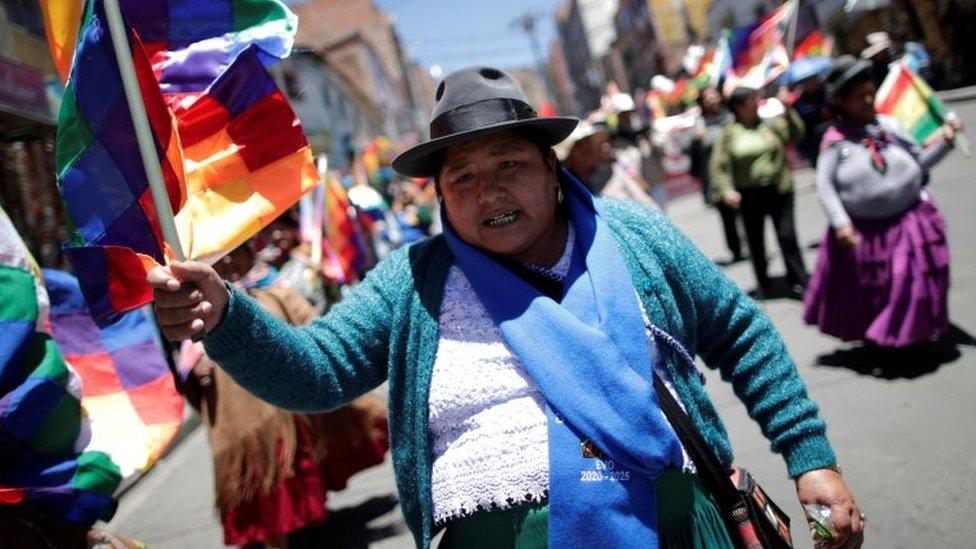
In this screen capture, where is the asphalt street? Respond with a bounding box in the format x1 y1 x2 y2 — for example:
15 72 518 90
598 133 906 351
105 99 976 548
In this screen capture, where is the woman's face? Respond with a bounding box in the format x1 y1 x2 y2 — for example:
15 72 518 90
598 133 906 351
567 131 612 178
834 80 877 124
267 222 298 256
439 130 562 263
700 88 722 114
732 94 759 124
214 246 254 282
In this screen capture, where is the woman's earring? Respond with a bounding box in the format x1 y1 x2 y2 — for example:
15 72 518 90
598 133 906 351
556 186 564 204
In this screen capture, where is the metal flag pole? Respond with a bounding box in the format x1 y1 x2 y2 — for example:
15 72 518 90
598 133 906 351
102 0 186 261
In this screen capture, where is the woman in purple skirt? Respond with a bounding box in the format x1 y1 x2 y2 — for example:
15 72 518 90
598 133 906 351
804 56 961 348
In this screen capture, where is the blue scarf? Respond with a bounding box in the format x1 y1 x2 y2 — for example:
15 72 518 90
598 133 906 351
443 168 684 547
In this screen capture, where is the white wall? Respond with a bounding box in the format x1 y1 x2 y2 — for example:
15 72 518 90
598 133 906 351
578 0 619 57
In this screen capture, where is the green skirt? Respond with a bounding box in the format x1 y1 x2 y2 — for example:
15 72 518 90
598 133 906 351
438 469 736 549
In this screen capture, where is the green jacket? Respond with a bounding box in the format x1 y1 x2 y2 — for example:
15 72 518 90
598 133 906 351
709 109 805 201
205 198 835 548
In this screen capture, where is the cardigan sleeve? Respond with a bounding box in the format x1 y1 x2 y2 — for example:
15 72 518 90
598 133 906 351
203 248 409 413
626 203 837 478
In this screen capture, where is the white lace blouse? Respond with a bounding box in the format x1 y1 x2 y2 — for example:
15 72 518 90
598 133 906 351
428 226 691 525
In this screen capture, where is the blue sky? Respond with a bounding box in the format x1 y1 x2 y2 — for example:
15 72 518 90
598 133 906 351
374 0 565 75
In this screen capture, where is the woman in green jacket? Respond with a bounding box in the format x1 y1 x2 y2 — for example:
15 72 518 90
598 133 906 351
710 87 809 297
150 68 862 549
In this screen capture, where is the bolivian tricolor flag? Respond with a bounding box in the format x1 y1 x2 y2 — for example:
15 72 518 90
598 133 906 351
876 63 947 143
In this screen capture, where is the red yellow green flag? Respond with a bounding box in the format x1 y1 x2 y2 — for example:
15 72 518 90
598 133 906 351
876 63 947 143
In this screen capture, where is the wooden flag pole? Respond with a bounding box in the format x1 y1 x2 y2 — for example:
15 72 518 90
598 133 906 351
102 0 186 261
312 155 329 271
946 111 973 158
785 0 801 59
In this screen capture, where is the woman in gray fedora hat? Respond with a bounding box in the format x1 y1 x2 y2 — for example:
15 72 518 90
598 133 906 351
149 67 863 549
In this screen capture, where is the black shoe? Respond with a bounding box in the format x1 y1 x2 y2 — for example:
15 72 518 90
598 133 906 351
787 284 806 301
750 284 774 300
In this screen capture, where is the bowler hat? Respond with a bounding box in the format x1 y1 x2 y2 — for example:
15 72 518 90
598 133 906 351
553 120 606 161
391 67 578 178
860 31 892 60
824 55 873 104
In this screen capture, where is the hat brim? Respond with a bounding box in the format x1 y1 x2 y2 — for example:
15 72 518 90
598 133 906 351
827 60 874 103
860 43 890 59
391 117 579 178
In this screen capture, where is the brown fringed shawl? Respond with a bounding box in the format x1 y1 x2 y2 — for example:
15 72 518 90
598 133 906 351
193 286 388 510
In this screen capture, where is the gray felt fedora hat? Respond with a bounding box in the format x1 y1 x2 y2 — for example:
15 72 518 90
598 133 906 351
391 66 579 178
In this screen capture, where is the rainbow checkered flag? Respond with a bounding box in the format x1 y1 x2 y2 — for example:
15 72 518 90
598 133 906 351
0 207 120 526
173 47 319 264
876 62 947 144
44 269 185 478
47 0 317 324
55 0 189 324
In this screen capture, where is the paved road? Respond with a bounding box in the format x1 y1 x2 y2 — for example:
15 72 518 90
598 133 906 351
106 101 976 548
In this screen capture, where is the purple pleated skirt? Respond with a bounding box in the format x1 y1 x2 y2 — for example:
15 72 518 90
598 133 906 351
803 198 950 348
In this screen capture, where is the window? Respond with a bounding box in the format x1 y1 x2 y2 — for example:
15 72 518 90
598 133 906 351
2 0 46 37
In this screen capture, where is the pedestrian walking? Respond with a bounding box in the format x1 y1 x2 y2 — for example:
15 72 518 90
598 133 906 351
803 57 960 349
710 86 809 296
182 242 389 548
690 87 743 263
791 73 831 166
610 92 669 210
556 120 659 210
861 31 895 87
149 67 863 549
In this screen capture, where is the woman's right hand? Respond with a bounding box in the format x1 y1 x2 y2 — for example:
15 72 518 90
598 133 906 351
835 226 859 250
722 190 742 209
147 261 229 341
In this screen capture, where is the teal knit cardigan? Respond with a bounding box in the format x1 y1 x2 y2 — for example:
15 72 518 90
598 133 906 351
205 199 836 548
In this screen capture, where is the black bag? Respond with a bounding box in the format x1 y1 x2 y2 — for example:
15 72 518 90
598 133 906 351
653 375 794 549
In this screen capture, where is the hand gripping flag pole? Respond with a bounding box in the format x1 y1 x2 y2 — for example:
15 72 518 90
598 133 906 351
102 0 185 262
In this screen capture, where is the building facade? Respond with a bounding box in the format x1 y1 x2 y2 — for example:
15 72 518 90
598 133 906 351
321 30 407 140
547 36 579 116
292 0 420 137
556 0 620 113
614 0 661 91
706 0 975 87
406 61 437 135
281 50 387 171
0 1 65 267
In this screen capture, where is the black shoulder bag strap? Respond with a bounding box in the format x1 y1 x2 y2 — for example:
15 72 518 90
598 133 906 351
645 324 740 509
649 324 794 549
647 324 754 545
652 375 741 510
